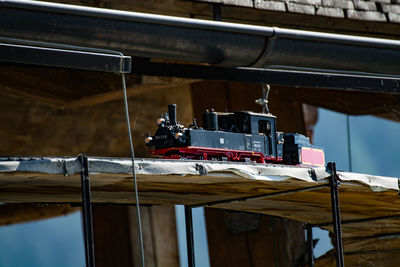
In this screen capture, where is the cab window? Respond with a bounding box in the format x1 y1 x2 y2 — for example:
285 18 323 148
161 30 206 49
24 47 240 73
258 120 271 135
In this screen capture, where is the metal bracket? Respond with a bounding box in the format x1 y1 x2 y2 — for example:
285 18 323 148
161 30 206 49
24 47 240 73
213 4 222 21
79 155 96 267
0 39 131 73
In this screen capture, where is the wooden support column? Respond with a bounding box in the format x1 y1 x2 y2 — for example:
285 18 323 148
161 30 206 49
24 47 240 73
92 207 135 267
191 81 308 267
128 206 180 267
92 205 179 267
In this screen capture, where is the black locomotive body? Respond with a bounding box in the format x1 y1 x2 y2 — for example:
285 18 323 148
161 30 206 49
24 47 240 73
146 104 325 167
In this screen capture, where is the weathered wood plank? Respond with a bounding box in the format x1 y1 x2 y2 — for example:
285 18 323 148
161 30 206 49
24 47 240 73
0 204 79 226
205 210 307 266
93 207 136 267
0 63 197 108
64 80 196 108
128 205 179 267
0 158 399 241
272 85 400 121
0 63 138 107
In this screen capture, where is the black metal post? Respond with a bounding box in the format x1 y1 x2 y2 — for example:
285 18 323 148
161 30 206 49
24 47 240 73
213 4 222 21
185 206 195 267
328 162 344 267
306 223 314 267
80 155 96 267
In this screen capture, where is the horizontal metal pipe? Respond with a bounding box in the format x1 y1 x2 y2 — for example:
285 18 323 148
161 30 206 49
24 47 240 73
2 0 400 75
255 28 400 76
0 0 271 66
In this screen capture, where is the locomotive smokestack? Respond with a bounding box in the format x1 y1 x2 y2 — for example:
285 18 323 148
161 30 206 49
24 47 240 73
168 104 177 125
202 110 210 129
210 110 218 131
202 109 218 130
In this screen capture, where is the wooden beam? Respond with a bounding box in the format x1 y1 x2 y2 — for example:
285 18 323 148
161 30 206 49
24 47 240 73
0 204 79 226
128 206 180 267
0 63 137 106
93 205 179 267
272 86 400 121
92 207 135 267
0 63 196 108
205 210 307 267
2 157 400 240
64 80 196 108
3 157 400 264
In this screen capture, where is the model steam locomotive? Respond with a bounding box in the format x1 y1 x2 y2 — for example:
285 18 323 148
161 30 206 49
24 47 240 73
145 104 325 167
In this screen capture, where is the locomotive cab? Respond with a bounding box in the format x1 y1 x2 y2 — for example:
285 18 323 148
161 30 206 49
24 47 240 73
194 110 282 161
249 112 278 158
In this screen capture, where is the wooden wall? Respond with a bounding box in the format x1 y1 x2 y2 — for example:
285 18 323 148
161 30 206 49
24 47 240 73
0 83 193 267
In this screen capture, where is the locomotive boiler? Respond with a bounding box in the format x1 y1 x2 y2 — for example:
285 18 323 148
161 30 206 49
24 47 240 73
145 104 325 167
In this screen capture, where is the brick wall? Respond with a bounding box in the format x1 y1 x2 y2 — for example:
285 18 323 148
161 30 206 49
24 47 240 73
195 0 400 22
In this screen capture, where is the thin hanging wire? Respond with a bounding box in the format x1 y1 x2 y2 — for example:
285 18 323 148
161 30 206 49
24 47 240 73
121 73 145 267
346 114 353 172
